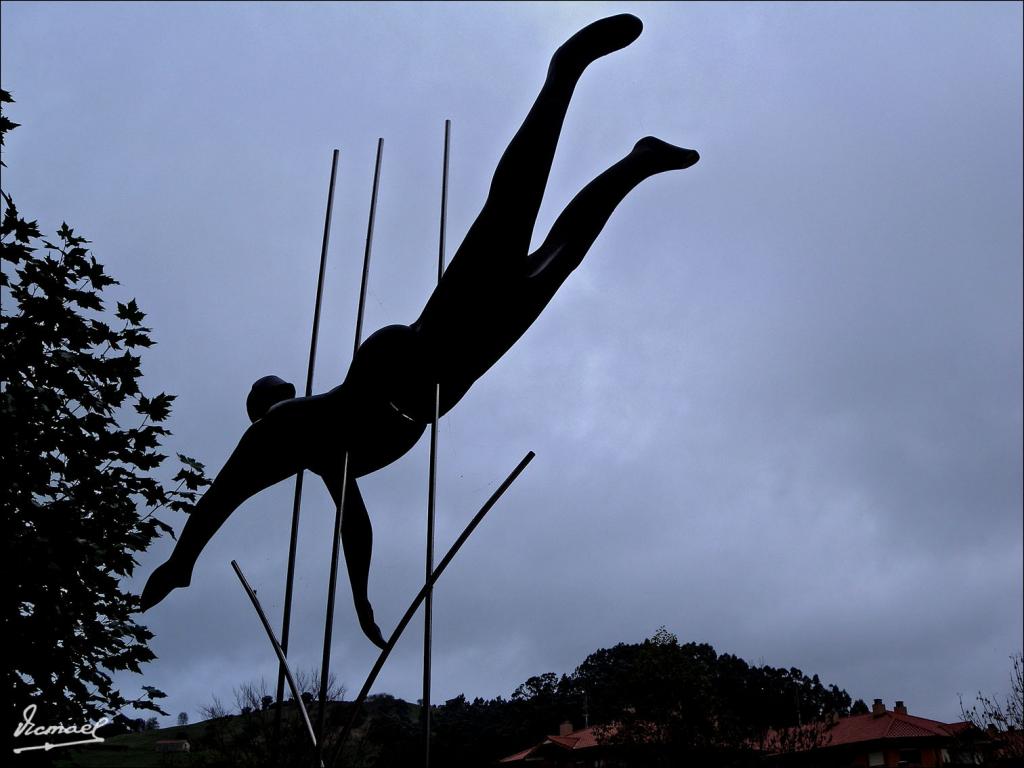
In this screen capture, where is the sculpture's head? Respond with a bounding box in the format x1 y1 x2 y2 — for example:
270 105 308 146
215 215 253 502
246 375 296 423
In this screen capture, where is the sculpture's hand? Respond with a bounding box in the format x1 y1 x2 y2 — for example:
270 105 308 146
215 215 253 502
139 558 192 612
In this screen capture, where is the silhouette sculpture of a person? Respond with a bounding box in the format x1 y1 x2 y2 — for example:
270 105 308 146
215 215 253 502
141 14 699 648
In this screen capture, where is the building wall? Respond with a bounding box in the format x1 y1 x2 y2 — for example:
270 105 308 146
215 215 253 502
853 744 946 767
771 741 952 767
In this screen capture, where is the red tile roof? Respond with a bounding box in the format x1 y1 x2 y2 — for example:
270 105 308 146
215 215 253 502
831 711 957 744
504 708 973 762
766 707 969 754
500 724 616 761
499 746 535 762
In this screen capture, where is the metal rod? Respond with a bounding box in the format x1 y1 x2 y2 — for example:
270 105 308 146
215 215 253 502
315 453 350 757
422 118 450 768
232 560 322 765
276 149 340 748
353 138 383 357
437 122 450 288
329 451 535 768
316 139 384 761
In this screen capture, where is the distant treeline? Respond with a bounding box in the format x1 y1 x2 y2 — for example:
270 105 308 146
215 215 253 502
206 627 861 767
347 627 861 766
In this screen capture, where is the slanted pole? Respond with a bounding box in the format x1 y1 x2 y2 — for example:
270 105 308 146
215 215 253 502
330 451 536 768
316 138 384 761
232 561 322 765
275 149 340 749
422 117 450 768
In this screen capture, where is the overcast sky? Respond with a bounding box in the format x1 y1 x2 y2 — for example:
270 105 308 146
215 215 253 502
3 1 1021 728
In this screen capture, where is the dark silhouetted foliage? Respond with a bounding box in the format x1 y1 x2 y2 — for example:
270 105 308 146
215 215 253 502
2 89 210 737
317 627 855 767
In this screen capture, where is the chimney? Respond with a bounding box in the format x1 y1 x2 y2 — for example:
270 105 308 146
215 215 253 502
558 721 573 737
894 700 907 716
872 699 886 717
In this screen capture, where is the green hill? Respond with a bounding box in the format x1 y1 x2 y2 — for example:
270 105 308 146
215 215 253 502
50 696 420 768
51 719 211 768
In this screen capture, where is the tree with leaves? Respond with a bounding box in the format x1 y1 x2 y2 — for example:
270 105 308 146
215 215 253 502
568 627 852 766
2 88 210 744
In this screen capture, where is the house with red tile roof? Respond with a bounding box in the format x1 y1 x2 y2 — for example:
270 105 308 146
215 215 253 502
498 701 999 767
499 719 748 766
499 721 619 766
762 698 991 767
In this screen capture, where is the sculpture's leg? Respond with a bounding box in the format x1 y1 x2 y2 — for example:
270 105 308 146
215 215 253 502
526 137 700 298
418 14 643 321
403 15 645 412
475 13 644 254
140 401 312 611
321 475 386 649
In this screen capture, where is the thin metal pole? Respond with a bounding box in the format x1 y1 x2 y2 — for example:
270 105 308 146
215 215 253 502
232 560 322 765
276 149 340 749
422 118 450 768
316 138 384 761
353 139 383 356
329 451 535 768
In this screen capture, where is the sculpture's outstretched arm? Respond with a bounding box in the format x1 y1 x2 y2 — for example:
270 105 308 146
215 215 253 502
140 397 320 611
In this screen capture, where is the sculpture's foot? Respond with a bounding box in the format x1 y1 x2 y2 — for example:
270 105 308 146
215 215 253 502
139 558 192 612
356 600 387 650
632 136 701 172
551 14 643 78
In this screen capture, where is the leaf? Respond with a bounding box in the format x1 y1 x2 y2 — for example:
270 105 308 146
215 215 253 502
151 518 177 540
122 327 154 348
115 298 145 325
135 392 174 421
167 500 194 514
0 90 16 166
0 199 42 242
71 289 104 312
177 453 206 472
